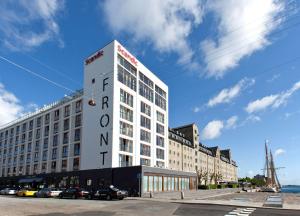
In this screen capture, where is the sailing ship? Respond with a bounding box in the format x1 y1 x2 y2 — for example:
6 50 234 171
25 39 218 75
261 140 282 193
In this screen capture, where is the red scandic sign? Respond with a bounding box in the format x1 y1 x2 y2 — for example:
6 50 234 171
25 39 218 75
85 50 104 65
117 45 138 67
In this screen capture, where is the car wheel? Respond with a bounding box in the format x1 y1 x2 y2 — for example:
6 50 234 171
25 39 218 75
23 194 25 197
119 197 124 200
106 195 111 200
59 195 63 199
88 194 92 200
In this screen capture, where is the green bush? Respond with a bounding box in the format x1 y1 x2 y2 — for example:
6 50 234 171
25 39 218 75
198 185 209 190
209 184 217 189
217 184 226 189
228 184 238 188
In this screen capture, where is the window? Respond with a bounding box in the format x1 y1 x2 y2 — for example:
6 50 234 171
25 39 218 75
36 117 42 127
118 65 137 91
156 123 165 135
120 89 133 107
74 129 81 141
141 102 151 116
119 138 133 153
75 100 82 112
120 105 133 122
119 121 133 137
22 123 27 132
42 150 48 161
61 159 67 170
51 161 56 170
52 148 57 160
54 123 59 134
155 85 166 110
53 135 59 146
64 105 70 117
63 132 69 144
45 113 50 124
36 129 41 139
64 119 70 131
74 143 80 156
157 111 165 124
62 146 68 158
139 81 153 102
41 163 47 171
35 140 40 151
44 126 49 137
140 144 151 157
75 114 81 127
27 143 32 152
156 149 165 159
156 161 165 168
139 72 153 88
54 109 60 121
156 136 164 147
140 158 151 166
73 158 79 171
140 129 151 143
117 54 137 76
29 120 33 130
119 154 132 167
140 116 151 129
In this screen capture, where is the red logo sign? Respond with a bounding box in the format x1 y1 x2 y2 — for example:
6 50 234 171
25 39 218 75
85 50 104 65
117 45 138 67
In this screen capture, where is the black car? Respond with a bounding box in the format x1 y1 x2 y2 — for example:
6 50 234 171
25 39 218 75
58 188 89 199
86 186 128 200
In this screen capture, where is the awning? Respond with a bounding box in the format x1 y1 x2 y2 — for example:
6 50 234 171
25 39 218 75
18 177 43 184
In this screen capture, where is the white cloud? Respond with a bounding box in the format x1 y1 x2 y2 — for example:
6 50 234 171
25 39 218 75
267 74 280 83
207 78 255 107
193 106 201 113
202 120 224 140
0 83 23 126
0 0 64 51
225 116 238 129
102 0 204 66
246 115 261 123
245 80 300 113
202 115 238 140
274 148 286 157
201 0 285 78
0 83 37 127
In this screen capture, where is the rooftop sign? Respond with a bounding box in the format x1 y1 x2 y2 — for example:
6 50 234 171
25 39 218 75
117 44 138 67
85 50 104 65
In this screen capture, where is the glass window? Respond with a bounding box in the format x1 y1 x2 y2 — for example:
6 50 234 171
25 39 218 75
117 54 137 76
140 129 151 143
74 143 80 156
153 176 158 192
74 129 81 141
140 116 151 130
119 138 133 153
140 144 151 157
156 149 164 160
75 100 82 112
118 65 137 91
119 154 132 167
156 136 164 147
120 105 133 122
139 81 153 102
75 114 81 127
156 123 165 135
120 121 133 137
149 176 153 192
139 72 153 88
156 111 165 124
62 146 68 158
140 158 151 166
143 176 148 192
141 102 151 116
120 89 133 107
158 176 163 191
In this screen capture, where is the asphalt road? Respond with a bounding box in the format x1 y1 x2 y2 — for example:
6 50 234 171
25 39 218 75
1 196 300 216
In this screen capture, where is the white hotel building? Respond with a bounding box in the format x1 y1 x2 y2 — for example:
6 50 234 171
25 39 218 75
0 41 198 194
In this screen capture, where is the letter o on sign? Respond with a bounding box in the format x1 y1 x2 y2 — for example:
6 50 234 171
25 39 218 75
100 114 109 127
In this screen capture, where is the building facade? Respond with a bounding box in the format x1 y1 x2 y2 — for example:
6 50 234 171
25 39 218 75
168 124 238 184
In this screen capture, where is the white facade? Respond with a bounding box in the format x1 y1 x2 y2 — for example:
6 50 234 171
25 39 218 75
0 40 169 177
81 40 168 170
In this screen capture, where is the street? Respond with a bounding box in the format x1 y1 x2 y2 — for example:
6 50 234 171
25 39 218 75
1 196 300 216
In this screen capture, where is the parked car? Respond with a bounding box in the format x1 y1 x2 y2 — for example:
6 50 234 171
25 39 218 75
36 188 63 198
86 185 128 200
58 188 89 199
1 187 20 195
16 188 38 197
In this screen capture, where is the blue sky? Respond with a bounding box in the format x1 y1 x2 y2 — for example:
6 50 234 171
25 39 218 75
0 0 299 184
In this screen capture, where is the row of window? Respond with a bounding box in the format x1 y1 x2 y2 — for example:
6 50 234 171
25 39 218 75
0 100 82 141
1 158 80 177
